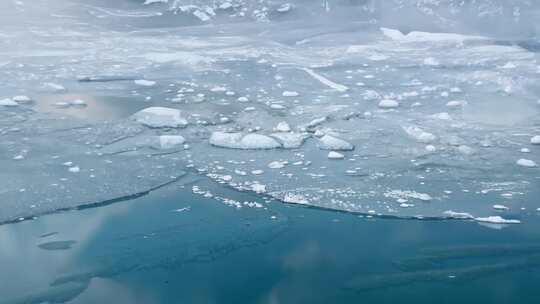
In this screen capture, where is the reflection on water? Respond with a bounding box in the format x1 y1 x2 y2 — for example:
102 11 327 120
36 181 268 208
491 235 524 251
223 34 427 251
34 93 150 121
1 179 540 304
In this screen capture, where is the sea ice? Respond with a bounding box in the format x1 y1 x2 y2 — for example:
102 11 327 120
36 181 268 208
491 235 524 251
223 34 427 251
209 132 281 150
317 135 354 151
516 159 537 168
378 99 399 109
475 216 521 224
327 151 345 159
132 107 188 128
134 79 157 87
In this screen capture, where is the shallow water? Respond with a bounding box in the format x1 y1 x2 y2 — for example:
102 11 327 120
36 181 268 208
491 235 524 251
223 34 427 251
1 177 540 304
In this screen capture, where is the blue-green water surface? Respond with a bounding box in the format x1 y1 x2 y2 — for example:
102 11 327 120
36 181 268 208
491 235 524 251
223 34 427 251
1 177 540 304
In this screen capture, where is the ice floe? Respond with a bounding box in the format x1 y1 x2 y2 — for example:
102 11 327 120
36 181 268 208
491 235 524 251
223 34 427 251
132 107 188 128
317 135 354 151
209 132 281 150
475 216 521 224
516 159 537 168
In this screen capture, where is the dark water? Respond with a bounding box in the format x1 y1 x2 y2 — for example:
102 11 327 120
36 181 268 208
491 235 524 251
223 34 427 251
1 177 540 304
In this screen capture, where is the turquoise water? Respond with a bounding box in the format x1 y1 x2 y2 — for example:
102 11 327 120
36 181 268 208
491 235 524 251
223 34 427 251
1 176 540 304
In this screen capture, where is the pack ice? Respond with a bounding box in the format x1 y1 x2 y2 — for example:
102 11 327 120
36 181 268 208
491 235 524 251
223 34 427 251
0 0 539 224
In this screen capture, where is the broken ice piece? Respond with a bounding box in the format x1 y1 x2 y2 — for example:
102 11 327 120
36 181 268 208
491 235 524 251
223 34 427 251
328 151 345 159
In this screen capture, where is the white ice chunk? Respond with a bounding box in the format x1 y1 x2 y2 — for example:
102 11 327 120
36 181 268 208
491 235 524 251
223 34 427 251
282 91 299 97
403 126 436 143
423 57 440 66
381 27 487 43
209 132 281 150
0 98 18 106
531 136 540 145
318 135 354 151
446 100 467 108
475 216 521 224
443 210 474 219
270 132 309 149
327 151 345 159
378 99 399 109
268 161 287 169
302 68 348 92
132 107 188 128
493 204 509 211
144 0 168 4
516 159 538 168
12 95 32 103
42 82 66 92
283 193 309 205
274 121 291 133
70 99 87 106
159 135 185 149
134 79 157 87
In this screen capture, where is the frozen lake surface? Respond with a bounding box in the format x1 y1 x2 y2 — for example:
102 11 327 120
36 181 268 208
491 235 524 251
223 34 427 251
1 0 540 302
2 0 539 223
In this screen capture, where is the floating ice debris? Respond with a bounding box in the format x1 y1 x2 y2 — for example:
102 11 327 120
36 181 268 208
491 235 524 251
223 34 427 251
302 68 348 92
174 206 190 213
42 82 66 92
282 91 299 97
283 193 309 205
144 0 168 5
276 3 293 13
385 190 432 202
493 204 509 211
12 95 31 103
475 216 521 224
327 151 345 159
403 126 436 143
423 57 440 66
159 135 185 149
132 107 188 128
362 90 381 100
54 101 70 108
457 145 475 156
251 170 264 175
318 135 354 151
134 79 156 87
516 159 538 168
274 121 291 132
268 161 287 169
443 211 474 219
209 132 281 149
521 148 531 153
446 100 466 108
270 104 286 110
305 116 328 129
531 136 540 145
399 203 414 208
13 155 24 160
251 183 266 193
378 99 399 109
210 86 227 92
70 99 87 106
237 96 249 102
68 166 80 173
425 145 437 152
431 112 451 120
269 132 309 149
0 98 18 106
380 27 487 43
